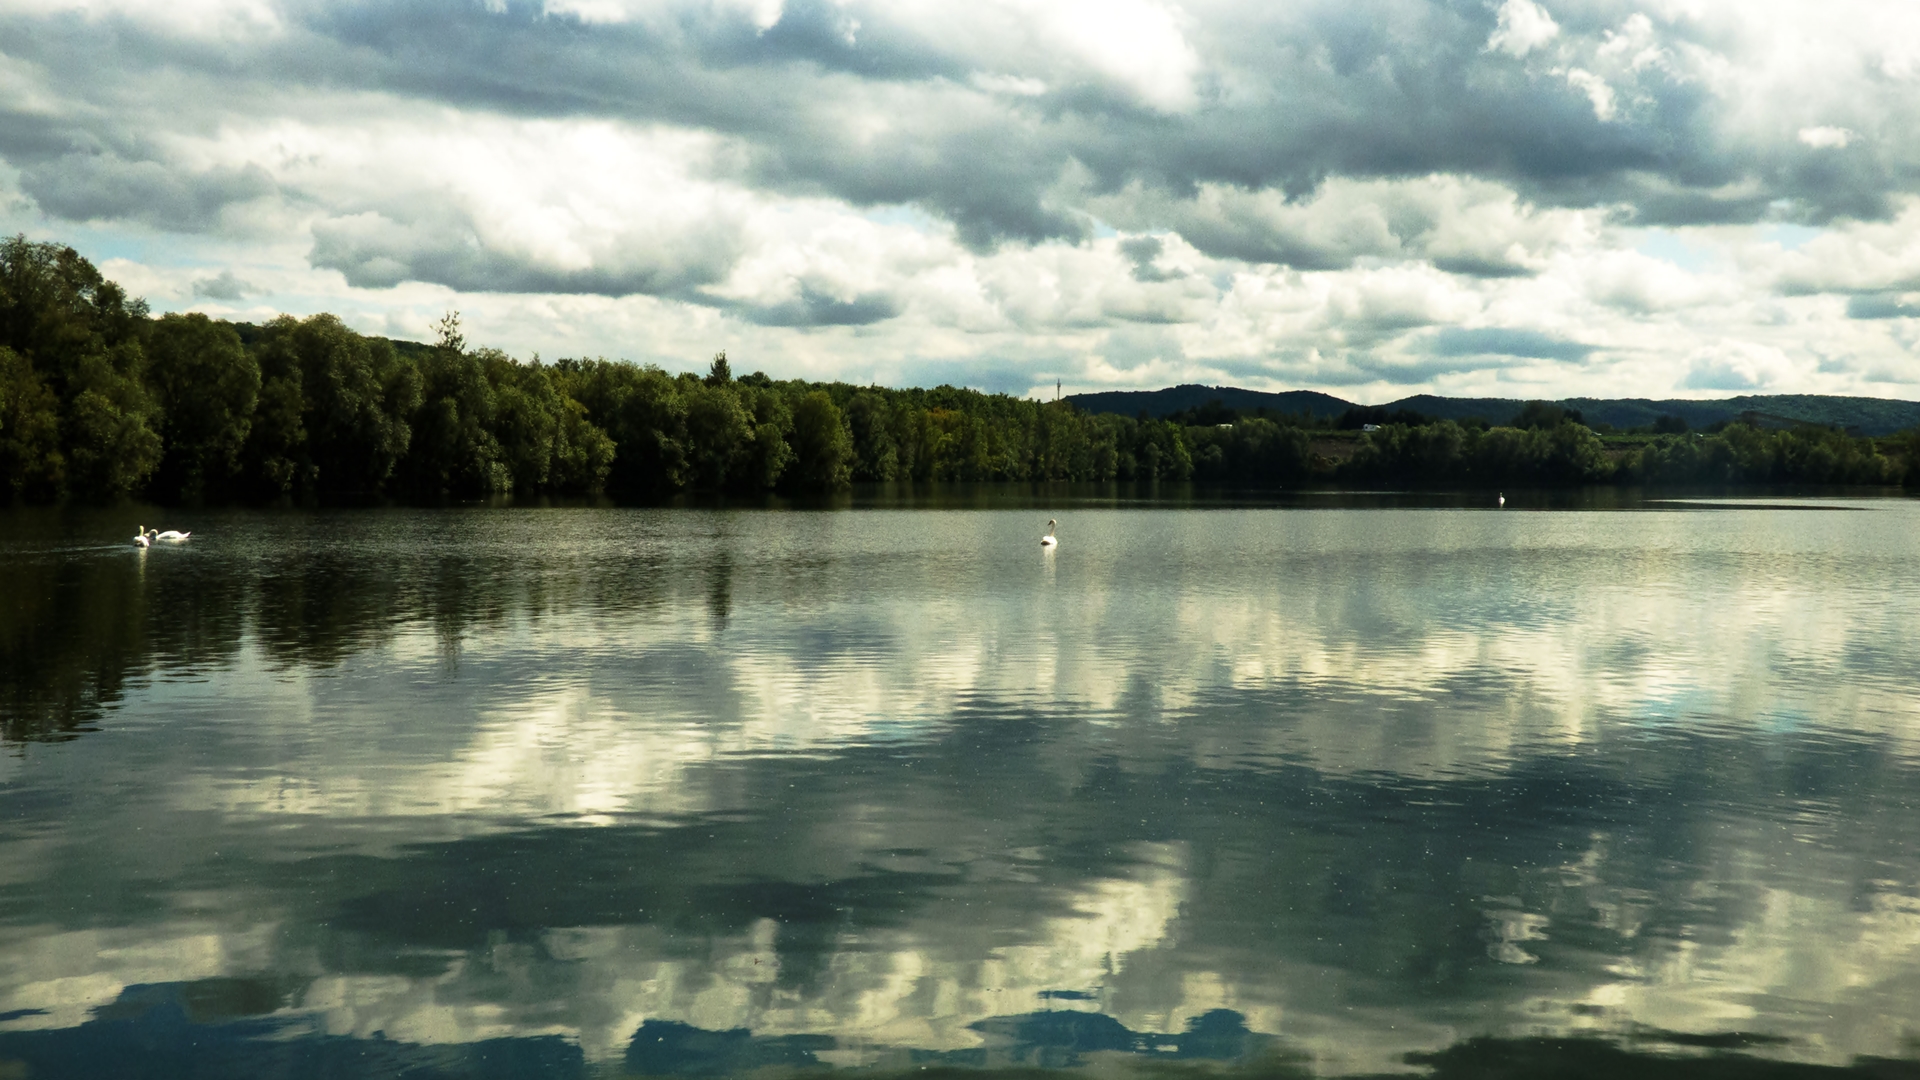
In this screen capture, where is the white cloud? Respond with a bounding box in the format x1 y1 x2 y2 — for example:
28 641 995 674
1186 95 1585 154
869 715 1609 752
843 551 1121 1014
1798 125 1854 148
970 72 1049 97
1580 248 1734 312
542 0 785 30
3 0 1920 400
1772 201 1920 294
1485 0 1560 58
1564 68 1617 122
0 0 282 36
883 0 1201 112
1682 339 1795 390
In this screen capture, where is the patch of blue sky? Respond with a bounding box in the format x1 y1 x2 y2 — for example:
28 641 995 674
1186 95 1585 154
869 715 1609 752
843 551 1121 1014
1757 224 1822 251
4 220 175 267
1634 228 1724 272
860 203 947 233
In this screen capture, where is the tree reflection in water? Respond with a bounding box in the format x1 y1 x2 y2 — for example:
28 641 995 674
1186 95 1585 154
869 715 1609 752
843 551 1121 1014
3 499 1920 1078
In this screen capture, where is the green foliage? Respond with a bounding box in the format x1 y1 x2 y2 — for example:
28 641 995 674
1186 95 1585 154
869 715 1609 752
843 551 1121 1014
683 379 755 488
405 341 507 497
733 382 793 490
2 238 1915 504
304 315 416 494
488 355 614 494
789 390 852 487
243 365 309 498
1510 400 1583 430
147 313 259 500
0 235 160 499
846 390 899 481
1623 424 1903 486
62 341 163 499
0 345 63 498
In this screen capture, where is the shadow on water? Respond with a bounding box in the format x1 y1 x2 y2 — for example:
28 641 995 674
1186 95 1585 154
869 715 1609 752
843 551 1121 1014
6 500 1920 1080
1 988 1915 1079
4 488 1903 743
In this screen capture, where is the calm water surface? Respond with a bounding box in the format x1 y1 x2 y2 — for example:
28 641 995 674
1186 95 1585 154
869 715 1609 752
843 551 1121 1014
2 498 1919 1077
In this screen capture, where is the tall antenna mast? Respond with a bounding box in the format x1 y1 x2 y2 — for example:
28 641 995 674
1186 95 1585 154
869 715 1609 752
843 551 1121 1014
1056 379 1061 401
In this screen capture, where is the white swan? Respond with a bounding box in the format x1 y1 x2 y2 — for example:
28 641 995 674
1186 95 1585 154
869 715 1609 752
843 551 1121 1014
132 525 150 548
1041 519 1057 547
1496 492 1505 508
155 529 191 542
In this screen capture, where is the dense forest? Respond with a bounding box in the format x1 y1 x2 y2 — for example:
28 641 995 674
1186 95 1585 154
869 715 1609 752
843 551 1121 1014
1 235 1914 503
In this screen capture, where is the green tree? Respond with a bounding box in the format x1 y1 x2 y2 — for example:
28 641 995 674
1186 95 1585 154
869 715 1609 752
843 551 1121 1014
561 360 690 496
550 395 615 493
147 313 259 500
735 383 793 489
63 341 163 499
0 235 160 499
789 390 851 487
846 390 900 481
404 340 507 497
0 345 62 498
682 380 753 488
251 314 416 495
489 355 562 491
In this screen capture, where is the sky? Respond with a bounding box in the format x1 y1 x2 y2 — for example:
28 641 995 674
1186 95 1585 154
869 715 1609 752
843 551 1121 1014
1 0 1918 401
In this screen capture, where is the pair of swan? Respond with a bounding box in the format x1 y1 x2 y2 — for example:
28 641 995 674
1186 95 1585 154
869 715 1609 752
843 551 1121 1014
132 526 191 547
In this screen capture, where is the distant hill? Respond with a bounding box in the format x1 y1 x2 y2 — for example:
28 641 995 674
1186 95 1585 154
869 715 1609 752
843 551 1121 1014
1063 384 1354 421
1387 393 1920 435
1067 385 1920 437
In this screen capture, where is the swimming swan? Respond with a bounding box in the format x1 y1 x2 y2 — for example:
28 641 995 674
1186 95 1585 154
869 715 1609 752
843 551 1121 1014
1496 493 1505 508
1041 519 1057 547
155 530 191 542
133 526 150 548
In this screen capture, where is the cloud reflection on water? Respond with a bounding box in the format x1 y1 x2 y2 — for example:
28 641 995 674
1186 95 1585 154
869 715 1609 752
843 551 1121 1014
2 503 1920 1074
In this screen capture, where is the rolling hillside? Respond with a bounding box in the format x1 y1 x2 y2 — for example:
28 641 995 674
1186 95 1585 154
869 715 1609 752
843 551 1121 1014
1065 384 1920 436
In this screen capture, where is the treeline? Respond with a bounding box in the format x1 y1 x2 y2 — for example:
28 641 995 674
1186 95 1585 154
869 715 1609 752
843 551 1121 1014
0 236 1208 501
1330 418 1909 487
1 235 1914 503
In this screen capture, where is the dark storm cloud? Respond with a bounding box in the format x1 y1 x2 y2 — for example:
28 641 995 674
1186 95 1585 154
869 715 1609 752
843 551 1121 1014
1352 352 1523 384
1846 293 1918 320
291 0 1085 249
2 0 1914 296
20 154 277 231
1426 327 1595 361
1119 236 1182 282
192 270 254 300
735 286 902 327
1430 254 1535 279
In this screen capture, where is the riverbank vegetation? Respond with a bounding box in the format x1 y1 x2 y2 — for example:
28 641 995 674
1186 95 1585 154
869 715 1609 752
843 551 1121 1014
2 236 1914 503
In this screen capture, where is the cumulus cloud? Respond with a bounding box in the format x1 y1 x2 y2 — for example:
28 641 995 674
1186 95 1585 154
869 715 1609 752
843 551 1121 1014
20 154 276 231
191 269 252 299
1106 176 1588 277
1845 292 1917 319
1426 326 1594 361
1485 0 1559 58
1772 203 1920 295
0 0 1918 399
1799 126 1855 149
1682 341 1795 391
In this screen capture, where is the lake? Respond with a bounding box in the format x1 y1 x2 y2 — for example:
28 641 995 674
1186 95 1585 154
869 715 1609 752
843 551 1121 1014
3 495 1919 1078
